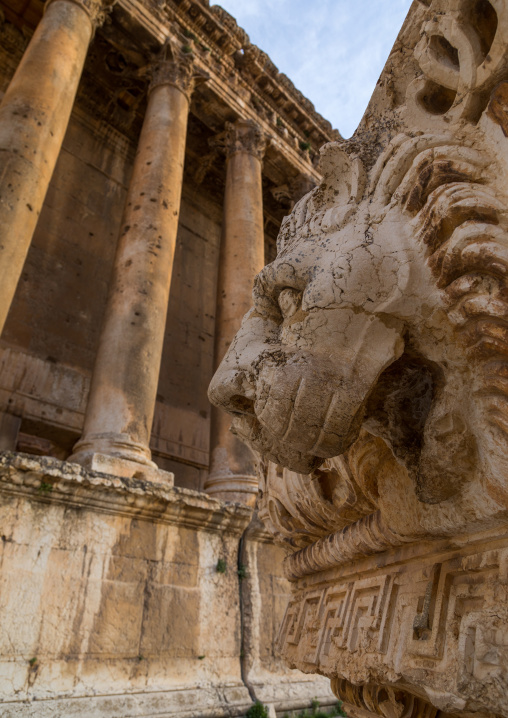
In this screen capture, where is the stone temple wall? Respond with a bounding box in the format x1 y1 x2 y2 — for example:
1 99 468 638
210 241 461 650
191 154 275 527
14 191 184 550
0 34 222 491
0 0 337 714
0 453 333 717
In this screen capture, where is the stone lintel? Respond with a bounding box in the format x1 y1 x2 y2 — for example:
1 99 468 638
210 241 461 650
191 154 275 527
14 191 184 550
161 0 338 145
0 452 252 534
115 1 324 180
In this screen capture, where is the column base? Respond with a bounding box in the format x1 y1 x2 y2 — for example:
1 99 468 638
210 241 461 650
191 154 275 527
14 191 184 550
204 473 258 506
69 452 174 485
69 433 173 485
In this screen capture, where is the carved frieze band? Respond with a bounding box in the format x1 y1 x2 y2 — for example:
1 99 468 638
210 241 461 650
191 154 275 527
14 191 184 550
277 532 508 716
212 118 267 161
149 39 209 100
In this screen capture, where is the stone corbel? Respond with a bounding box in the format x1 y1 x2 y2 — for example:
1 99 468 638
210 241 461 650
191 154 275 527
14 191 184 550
331 678 438 718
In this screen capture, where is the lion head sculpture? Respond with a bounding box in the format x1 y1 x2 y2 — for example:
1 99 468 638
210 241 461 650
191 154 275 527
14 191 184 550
209 0 508 541
209 126 508 537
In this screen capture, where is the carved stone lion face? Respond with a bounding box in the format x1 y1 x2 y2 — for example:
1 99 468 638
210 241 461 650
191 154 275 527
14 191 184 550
209 133 508 506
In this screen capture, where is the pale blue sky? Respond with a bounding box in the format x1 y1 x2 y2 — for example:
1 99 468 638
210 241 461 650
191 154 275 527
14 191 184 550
216 0 412 138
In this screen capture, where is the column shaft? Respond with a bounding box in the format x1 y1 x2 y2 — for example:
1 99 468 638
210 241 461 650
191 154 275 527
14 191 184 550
206 120 266 505
70 49 203 481
0 0 99 332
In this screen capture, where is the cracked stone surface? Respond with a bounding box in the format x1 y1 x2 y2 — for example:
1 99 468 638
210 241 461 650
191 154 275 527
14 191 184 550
209 1 508 715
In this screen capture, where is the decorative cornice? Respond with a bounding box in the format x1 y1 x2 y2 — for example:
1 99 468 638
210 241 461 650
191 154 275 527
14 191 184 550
0 452 252 535
149 38 209 99
212 119 267 161
283 511 411 580
162 0 339 150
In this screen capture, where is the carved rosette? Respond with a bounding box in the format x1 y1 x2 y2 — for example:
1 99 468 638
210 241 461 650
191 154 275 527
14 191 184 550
149 40 209 101
45 0 116 29
213 119 267 162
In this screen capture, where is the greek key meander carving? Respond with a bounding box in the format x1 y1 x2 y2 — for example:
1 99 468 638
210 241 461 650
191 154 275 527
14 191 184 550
277 535 508 714
208 1 508 715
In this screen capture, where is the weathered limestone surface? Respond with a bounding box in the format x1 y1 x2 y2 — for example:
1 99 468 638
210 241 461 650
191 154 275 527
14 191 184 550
0 0 111 333
209 1 508 715
0 0 335 714
0 453 333 717
207 119 267 506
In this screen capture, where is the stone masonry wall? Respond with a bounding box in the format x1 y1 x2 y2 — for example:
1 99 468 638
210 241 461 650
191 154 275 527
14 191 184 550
0 453 333 717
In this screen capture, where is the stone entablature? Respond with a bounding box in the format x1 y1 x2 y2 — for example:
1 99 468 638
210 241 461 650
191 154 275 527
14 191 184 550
209 1 508 715
278 526 508 716
163 0 339 151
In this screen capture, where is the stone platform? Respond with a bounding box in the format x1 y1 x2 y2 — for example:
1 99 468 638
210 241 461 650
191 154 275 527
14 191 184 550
0 452 333 717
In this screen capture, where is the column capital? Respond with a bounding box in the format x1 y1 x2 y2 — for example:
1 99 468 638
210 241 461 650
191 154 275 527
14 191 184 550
212 119 268 161
149 39 209 101
45 0 116 29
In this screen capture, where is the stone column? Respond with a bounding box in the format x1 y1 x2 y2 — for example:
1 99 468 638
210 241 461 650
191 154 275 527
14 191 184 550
0 0 110 334
69 42 207 482
206 119 267 505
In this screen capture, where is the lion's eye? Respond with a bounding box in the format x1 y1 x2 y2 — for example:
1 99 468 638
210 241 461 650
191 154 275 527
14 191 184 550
278 288 302 319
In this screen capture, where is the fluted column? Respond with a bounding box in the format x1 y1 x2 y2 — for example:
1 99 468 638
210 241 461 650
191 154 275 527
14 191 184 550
0 0 111 333
69 42 207 482
206 119 267 505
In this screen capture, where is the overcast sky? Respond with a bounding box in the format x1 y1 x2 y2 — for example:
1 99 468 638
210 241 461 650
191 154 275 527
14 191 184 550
216 0 413 138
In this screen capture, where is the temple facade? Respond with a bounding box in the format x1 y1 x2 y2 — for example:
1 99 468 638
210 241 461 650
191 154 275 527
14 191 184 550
5 0 507 716
0 0 338 715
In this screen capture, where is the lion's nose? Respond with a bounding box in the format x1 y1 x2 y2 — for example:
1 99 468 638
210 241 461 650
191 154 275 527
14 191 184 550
208 365 255 418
